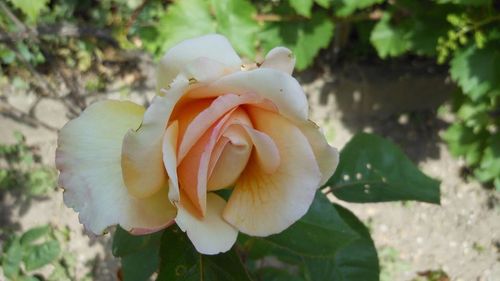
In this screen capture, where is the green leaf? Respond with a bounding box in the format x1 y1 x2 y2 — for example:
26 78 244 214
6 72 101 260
3 238 23 279
112 226 162 257
121 241 160 281
241 201 379 281
258 191 359 257
302 204 379 281
20 225 51 245
154 0 258 59
315 0 331 8
442 123 485 166
23 240 60 271
256 267 303 281
450 44 500 101
404 7 451 56
19 276 40 281
156 226 252 281
370 14 411 58
27 168 55 196
435 0 491 5
332 0 384 17
326 133 441 204
113 227 163 281
7 0 49 22
260 10 334 70
474 133 500 183
289 0 314 17
156 0 216 55
210 0 259 58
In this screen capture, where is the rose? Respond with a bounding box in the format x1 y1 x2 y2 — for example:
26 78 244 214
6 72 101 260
56 34 339 255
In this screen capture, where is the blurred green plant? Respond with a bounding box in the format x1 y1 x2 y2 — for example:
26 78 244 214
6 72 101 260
0 132 56 198
378 246 411 281
0 225 86 281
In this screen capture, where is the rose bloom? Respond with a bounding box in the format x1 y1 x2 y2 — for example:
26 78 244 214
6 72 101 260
56 34 339 255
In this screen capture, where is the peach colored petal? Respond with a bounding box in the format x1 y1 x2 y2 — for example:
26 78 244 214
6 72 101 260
121 76 188 199
260 47 296 74
56 100 176 234
173 99 212 146
207 125 252 191
239 125 280 174
223 108 321 236
187 68 308 122
177 93 261 163
175 193 238 255
177 108 256 216
207 137 231 177
177 111 234 216
299 121 339 186
162 121 180 203
157 34 241 92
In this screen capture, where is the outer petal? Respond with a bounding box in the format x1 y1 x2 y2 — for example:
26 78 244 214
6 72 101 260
122 76 188 198
299 121 339 186
223 108 322 236
182 57 233 84
188 68 309 122
260 47 296 74
176 193 238 255
56 100 176 234
157 34 242 91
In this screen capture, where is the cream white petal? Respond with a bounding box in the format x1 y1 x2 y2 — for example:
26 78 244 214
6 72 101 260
176 193 238 255
157 34 242 92
56 100 176 234
121 76 188 198
260 47 296 74
299 121 339 186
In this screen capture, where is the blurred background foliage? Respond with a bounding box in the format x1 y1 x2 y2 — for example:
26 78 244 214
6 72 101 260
0 0 498 190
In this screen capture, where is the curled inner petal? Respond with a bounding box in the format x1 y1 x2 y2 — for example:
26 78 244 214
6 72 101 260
177 93 262 163
207 125 252 191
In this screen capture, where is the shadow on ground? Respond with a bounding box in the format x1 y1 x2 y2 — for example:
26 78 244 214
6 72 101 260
301 57 455 163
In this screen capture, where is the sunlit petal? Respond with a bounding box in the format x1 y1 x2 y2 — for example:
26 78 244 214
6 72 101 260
176 193 238 255
163 121 180 203
158 34 241 91
260 47 295 74
57 100 176 234
299 121 339 186
240 125 280 174
207 125 252 191
122 76 188 198
188 68 308 122
223 108 321 236
177 93 260 163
